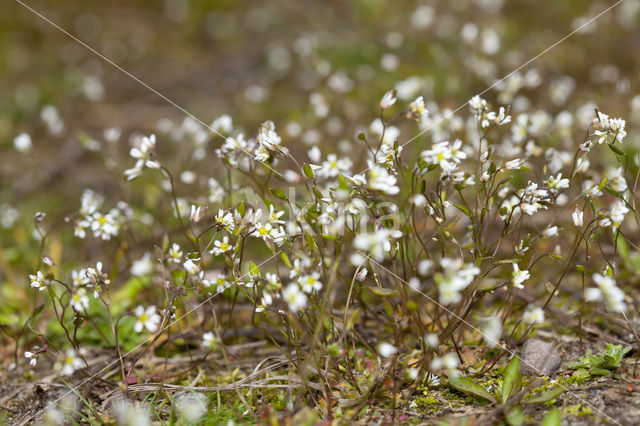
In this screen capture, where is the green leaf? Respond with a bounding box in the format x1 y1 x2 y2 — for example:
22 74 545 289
249 262 260 276
502 356 521 403
281 252 292 268
270 187 287 200
505 407 524 426
542 408 562 426
524 387 565 404
448 375 496 403
366 286 397 297
454 204 471 217
303 163 314 179
589 368 611 376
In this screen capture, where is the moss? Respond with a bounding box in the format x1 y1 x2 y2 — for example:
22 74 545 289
414 396 439 413
563 403 594 417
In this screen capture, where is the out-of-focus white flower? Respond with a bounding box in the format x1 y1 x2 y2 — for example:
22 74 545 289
202 331 220 350
377 342 398 358
522 307 545 324
586 273 627 313
183 259 200 275
13 133 32 153
480 314 502 348
131 253 154 277
298 272 322 293
70 288 90 312
134 305 161 333
175 393 208 424
112 398 151 426
282 283 307 313
542 226 559 237
368 164 399 195
59 348 84 376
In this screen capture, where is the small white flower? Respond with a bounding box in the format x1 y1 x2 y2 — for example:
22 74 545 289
282 283 307 313
24 351 38 366
214 209 235 232
379 90 397 109
542 226 559 237
168 243 183 263
202 331 220 350
183 259 200 275
134 305 161 333
190 205 206 223
70 288 90 312
211 236 232 256
175 393 208 424
511 263 530 289
13 133 33 153
572 209 584 227
59 348 84 376
130 253 154 277
377 342 398 358
29 271 47 291
522 307 545 324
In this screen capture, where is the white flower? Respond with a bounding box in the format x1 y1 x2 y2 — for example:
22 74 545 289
183 259 200 275
30 271 47 291
480 315 502 348
546 173 570 193
190 205 206 223
379 90 397 109
610 199 629 228
522 307 545 324
377 342 398 358
353 229 402 262
130 253 154 277
134 305 161 333
257 120 282 151
298 272 322 293
505 158 526 170
572 209 584 227
587 273 627 313
511 263 530 289
59 349 84 376
282 283 307 313
168 243 183 263
252 222 276 241
211 236 232 256
542 226 559 237
408 96 429 120
268 204 286 225
202 331 220 350
214 209 235 232
70 288 90 312
368 165 399 195
175 393 208 424
125 134 160 180
13 133 33 153
112 398 151 426
430 353 459 376
594 111 626 144
24 351 38 366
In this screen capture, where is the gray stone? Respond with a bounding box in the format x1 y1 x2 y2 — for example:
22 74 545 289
520 338 562 376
